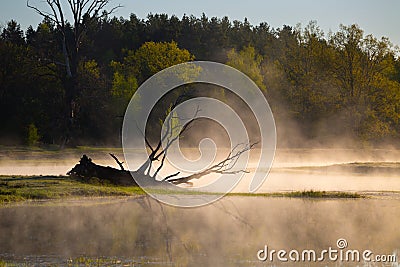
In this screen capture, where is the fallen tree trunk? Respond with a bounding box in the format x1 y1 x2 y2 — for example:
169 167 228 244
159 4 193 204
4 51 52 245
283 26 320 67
68 142 255 187
67 154 137 186
67 154 180 188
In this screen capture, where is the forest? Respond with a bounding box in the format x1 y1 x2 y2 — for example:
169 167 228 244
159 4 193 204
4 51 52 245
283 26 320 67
1 12 399 148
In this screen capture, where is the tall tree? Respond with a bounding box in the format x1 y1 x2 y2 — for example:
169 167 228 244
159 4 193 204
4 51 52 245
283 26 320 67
27 0 121 147
110 41 195 108
330 24 398 140
277 22 336 124
1 20 25 45
132 41 195 83
226 45 266 91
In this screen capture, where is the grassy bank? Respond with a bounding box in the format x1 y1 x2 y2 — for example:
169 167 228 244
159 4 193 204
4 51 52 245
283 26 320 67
0 175 364 204
227 190 362 198
0 256 138 267
0 175 145 204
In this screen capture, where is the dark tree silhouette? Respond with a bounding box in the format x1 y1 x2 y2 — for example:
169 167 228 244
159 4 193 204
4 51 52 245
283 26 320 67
27 0 121 147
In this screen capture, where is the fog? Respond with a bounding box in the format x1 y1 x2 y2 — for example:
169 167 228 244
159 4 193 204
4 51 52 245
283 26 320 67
1 148 400 193
1 148 399 265
0 196 399 266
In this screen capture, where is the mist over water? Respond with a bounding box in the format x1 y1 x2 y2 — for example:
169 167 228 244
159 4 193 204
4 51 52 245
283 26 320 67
1 148 400 265
0 196 399 266
1 148 399 193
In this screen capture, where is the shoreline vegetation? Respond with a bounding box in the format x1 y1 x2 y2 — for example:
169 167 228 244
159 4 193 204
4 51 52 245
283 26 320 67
0 174 386 205
1 148 399 204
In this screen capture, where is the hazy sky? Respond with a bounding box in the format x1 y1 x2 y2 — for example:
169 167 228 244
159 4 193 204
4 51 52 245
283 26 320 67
1 0 399 46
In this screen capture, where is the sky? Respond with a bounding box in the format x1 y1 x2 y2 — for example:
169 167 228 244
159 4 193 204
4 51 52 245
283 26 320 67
0 0 399 46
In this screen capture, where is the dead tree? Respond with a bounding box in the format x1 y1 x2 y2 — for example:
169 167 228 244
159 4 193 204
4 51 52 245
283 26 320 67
27 0 121 147
68 95 256 186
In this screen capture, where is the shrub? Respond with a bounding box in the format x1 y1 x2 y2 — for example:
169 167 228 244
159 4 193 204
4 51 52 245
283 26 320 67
27 123 40 146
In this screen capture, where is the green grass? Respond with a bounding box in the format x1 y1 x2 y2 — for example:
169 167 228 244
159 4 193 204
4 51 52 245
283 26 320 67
0 175 145 204
0 175 363 205
0 257 139 267
227 190 363 198
0 260 29 267
67 256 132 266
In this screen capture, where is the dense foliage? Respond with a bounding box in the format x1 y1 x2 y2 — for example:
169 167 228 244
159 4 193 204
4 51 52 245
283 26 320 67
0 14 399 147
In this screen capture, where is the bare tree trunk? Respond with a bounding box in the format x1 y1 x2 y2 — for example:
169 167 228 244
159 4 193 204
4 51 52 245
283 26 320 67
27 0 121 148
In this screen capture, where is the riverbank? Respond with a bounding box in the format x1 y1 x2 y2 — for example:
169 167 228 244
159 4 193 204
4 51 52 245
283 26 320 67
0 174 380 205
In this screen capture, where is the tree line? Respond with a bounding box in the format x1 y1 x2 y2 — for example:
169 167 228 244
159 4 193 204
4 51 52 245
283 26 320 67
0 13 399 147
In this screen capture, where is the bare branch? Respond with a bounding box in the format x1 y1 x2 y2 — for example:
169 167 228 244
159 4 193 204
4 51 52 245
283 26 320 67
153 150 167 178
26 0 60 27
48 0 62 26
109 153 124 170
105 5 123 16
27 0 122 52
167 142 257 185
154 105 200 160
163 171 181 181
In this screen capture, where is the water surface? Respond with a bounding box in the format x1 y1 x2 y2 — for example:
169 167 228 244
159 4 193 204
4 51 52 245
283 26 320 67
0 196 399 266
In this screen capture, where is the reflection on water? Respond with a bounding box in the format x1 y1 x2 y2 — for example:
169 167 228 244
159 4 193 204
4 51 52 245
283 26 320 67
0 196 399 266
1 149 400 266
